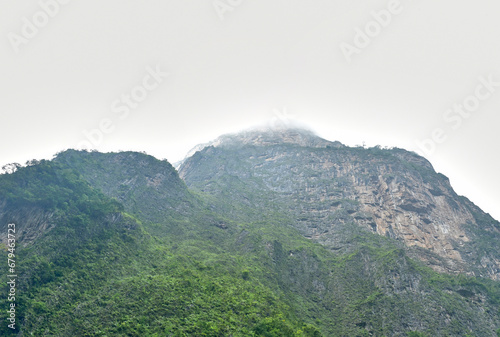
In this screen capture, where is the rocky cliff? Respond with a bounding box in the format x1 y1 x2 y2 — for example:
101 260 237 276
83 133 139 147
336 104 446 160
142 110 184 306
179 127 500 280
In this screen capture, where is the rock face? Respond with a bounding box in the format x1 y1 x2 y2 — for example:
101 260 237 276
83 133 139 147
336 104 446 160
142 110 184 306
179 127 500 280
0 202 56 246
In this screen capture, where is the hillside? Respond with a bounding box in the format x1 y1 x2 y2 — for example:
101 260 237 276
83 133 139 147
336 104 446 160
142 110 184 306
0 128 498 336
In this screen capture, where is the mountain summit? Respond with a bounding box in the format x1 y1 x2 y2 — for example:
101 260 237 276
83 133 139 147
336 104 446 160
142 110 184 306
206 127 344 149
175 127 343 169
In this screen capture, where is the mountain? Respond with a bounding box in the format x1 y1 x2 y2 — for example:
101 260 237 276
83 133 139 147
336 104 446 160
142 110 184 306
179 127 500 281
0 128 499 336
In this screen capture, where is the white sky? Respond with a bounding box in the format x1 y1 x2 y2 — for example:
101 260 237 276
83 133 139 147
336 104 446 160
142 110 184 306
1 0 499 220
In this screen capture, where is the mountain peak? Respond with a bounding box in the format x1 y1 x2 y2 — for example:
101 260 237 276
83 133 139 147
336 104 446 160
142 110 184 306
175 127 343 168
213 126 343 148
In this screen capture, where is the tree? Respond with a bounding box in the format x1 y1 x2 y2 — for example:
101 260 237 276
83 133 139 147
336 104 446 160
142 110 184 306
1 163 21 174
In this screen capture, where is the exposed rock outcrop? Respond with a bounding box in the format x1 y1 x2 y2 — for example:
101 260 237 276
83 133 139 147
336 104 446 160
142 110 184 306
179 128 500 280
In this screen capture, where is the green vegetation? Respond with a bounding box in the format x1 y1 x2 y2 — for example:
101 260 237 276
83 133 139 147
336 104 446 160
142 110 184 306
0 159 319 335
0 147 498 336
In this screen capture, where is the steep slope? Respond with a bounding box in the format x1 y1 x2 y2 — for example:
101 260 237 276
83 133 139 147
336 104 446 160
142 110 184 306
0 141 499 336
179 127 500 281
0 158 322 336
